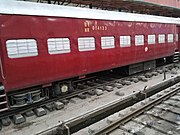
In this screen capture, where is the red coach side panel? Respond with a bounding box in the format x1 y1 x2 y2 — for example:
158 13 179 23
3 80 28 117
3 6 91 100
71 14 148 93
0 14 177 92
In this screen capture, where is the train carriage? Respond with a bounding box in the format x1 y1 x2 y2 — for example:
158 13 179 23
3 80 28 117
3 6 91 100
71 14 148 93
0 0 180 112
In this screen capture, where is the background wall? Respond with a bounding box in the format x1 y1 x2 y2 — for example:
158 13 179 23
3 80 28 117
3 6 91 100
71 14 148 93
143 0 180 8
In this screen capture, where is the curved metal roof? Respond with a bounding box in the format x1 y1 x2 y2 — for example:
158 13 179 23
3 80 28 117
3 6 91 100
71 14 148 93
1 0 180 25
21 0 180 18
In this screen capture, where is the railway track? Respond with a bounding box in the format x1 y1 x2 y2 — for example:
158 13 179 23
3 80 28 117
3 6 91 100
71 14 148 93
0 63 179 133
0 75 123 119
0 75 118 117
34 64 180 135
91 84 180 135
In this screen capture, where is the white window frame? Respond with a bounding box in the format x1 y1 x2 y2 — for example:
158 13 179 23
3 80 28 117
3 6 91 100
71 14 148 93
120 36 131 47
176 34 178 42
101 36 115 49
148 34 156 44
6 39 38 58
158 34 165 44
47 38 71 55
167 34 174 43
78 37 95 52
135 35 144 46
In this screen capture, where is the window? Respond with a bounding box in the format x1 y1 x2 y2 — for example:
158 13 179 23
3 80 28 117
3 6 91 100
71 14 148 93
135 35 144 46
167 34 174 43
78 37 95 51
158 34 165 43
120 36 131 47
47 38 70 54
176 34 179 42
6 39 38 58
101 36 115 49
148 35 156 44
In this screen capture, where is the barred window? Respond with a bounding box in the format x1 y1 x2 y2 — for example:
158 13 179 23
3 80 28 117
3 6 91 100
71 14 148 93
176 34 179 42
168 34 174 43
101 36 115 49
158 34 165 44
120 36 131 47
135 35 144 46
78 37 95 51
148 35 156 44
47 38 70 54
6 39 38 58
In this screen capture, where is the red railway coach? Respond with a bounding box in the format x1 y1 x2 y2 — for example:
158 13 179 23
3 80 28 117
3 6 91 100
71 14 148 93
0 0 180 112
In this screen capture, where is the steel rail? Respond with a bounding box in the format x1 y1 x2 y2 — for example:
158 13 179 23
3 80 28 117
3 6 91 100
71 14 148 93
92 86 180 135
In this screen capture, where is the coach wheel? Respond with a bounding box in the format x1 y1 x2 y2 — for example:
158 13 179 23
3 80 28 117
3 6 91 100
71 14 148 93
31 90 41 101
13 93 26 106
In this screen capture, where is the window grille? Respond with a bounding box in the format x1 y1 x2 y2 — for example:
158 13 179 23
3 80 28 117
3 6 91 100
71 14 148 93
78 37 95 51
120 36 131 47
47 38 70 54
135 35 144 46
101 36 115 49
6 39 38 58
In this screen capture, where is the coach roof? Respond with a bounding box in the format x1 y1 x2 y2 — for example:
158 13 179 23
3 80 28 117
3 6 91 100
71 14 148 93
0 0 180 25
